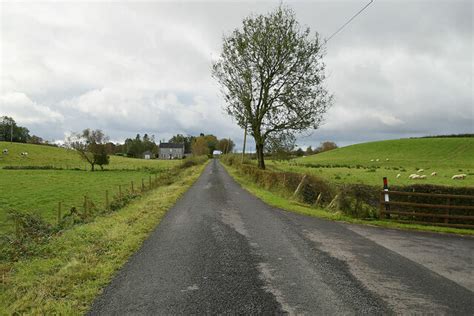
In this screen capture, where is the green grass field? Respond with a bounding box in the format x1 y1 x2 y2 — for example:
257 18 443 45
0 162 207 314
0 141 179 170
269 138 474 187
0 142 181 233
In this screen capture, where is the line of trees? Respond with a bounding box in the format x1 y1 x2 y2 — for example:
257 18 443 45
266 139 338 160
191 133 235 157
0 116 50 145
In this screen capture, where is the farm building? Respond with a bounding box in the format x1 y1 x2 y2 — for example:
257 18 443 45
143 150 153 160
159 143 184 159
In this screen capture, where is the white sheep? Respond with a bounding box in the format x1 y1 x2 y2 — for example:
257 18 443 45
386 158 390 161
2 149 8 155
20 152 28 157
417 169 424 173
452 174 467 180
396 174 401 178
376 158 380 162
409 174 426 180
431 172 437 176
370 159 374 162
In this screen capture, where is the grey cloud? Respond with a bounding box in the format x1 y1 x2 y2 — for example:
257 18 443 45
0 0 472 150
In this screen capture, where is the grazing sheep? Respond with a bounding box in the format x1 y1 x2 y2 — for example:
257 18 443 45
370 159 374 162
452 174 467 180
409 174 426 180
396 174 401 178
376 159 380 162
431 172 437 176
417 169 424 173
2 149 8 155
386 158 389 161
20 152 28 157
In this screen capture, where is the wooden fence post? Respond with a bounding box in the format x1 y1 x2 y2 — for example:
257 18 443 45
105 190 109 210
292 175 307 199
142 178 145 192
57 201 62 224
379 191 385 219
314 193 322 207
84 195 88 215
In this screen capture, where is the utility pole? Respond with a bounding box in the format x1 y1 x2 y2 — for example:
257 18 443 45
241 122 247 163
10 119 13 143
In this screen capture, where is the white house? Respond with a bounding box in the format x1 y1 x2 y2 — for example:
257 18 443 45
159 143 185 159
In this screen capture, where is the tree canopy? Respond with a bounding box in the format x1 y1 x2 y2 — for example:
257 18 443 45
169 134 194 153
67 129 110 171
191 134 219 157
0 116 31 143
213 6 332 169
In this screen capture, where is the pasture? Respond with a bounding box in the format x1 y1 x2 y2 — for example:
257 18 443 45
269 138 474 187
0 142 181 234
0 141 179 170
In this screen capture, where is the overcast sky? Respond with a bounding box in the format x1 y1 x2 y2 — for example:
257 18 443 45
1 0 472 149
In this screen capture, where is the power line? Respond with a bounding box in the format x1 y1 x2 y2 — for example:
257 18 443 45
325 0 375 44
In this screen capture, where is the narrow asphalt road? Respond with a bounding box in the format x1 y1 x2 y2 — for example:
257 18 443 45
89 159 474 315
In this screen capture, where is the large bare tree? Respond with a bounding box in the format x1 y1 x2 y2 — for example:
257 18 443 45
212 6 332 169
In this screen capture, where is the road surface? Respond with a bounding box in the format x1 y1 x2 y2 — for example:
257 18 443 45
90 159 474 315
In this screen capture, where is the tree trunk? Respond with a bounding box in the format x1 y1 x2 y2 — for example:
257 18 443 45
91 163 95 171
256 143 265 169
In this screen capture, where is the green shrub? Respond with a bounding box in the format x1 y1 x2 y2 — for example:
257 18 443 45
179 156 208 169
0 211 53 261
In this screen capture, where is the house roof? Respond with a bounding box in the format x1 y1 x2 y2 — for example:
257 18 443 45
159 142 184 149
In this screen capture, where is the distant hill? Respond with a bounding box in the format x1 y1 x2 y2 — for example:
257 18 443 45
297 138 474 169
0 141 176 170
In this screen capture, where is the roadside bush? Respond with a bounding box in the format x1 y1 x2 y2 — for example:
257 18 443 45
222 160 382 219
109 191 141 211
0 211 53 261
220 154 248 166
179 156 208 169
227 161 335 205
337 184 379 218
8 211 52 239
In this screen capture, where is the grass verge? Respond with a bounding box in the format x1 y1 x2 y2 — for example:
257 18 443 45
222 163 474 236
0 161 208 315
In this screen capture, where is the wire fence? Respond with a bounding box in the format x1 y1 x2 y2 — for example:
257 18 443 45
1 172 170 235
